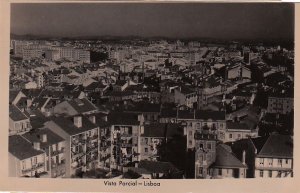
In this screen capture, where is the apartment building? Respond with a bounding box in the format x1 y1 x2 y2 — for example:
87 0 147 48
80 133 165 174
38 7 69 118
9 135 47 177
46 115 100 177
9 105 32 136
108 112 144 170
22 128 66 178
254 134 293 178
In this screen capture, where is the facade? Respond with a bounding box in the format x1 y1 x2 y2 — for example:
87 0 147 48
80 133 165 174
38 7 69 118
9 135 47 177
46 115 100 177
210 144 247 179
194 133 218 179
45 50 60 61
9 105 32 136
267 96 294 114
160 110 226 149
22 128 67 178
108 112 144 170
139 123 184 161
174 87 197 108
22 48 43 60
254 134 293 178
224 122 258 143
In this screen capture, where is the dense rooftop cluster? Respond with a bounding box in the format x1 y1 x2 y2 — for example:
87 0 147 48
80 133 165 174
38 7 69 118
8 38 294 179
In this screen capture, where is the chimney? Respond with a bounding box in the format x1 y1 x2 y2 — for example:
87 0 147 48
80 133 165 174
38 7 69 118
242 150 246 164
33 142 41 150
40 134 47 143
89 115 96 124
74 116 82 128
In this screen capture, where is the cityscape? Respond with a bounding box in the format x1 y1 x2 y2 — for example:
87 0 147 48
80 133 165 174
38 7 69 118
8 3 294 179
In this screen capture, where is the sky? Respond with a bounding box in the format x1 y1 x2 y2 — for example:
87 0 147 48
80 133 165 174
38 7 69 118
11 3 295 40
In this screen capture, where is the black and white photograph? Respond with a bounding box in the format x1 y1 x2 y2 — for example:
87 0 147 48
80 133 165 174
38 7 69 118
8 2 294 180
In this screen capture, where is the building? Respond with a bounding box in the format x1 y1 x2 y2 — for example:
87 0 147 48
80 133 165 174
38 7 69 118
267 96 294 115
9 105 32 136
108 112 144 170
52 47 90 63
254 134 293 178
226 63 251 80
12 40 30 57
174 86 197 108
210 144 247 179
224 122 258 143
53 98 98 116
139 123 184 161
45 50 60 61
22 48 43 60
46 115 100 177
22 128 66 178
9 135 47 177
160 109 226 149
194 132 218 179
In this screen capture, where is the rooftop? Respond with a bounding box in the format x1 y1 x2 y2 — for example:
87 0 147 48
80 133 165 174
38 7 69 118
9 105 28 121
212 144 247 169
22 128 65 149
51 115 97 135
9 135 45 160
257 134 293 158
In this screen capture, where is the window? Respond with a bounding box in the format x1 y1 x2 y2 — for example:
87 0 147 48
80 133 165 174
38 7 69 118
259 158 264 165
200 143 204 150
218 169 222 176
32 157 37 165
229 134 233 139
145 148 148 153
278 159 282 166
277 171 282 178
22 161 26 170
268 159 273 166
238 134 241 138
199 167 203 175
145 138 148 145
269 171 272 177
189 131 193 136
207 143 212 150
285 159 289 164
260 170 264 177
189 140 192 146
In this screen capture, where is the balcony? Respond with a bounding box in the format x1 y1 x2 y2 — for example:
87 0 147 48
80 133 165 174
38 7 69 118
22 163 45 174
52 148 65 156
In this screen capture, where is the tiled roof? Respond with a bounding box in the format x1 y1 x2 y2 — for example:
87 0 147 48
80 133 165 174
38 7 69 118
212 144 247 169
9 135 45 160
9 105 28 121
51 115 97 135
22 128 65 149
29 110 50 129
9 90 19 103
257 134 293 158
250 136 269 154
68 98 97 114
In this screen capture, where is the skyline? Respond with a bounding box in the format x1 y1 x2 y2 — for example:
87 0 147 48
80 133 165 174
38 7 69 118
11 3 294 40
